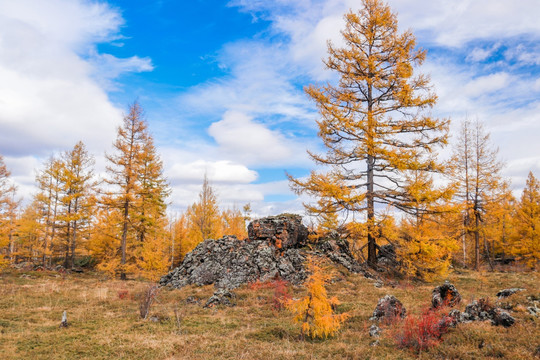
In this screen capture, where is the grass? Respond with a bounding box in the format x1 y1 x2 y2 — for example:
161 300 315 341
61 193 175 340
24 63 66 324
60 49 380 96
0 267 538 359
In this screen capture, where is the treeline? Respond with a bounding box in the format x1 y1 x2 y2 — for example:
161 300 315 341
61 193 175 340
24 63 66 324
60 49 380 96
0 102 248 280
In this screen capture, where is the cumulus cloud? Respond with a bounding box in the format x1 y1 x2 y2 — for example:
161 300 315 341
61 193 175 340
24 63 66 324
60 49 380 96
0 0 153 159
208 111 308 166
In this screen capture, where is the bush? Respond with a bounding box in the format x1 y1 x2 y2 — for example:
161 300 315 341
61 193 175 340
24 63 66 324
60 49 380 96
395 307 453 352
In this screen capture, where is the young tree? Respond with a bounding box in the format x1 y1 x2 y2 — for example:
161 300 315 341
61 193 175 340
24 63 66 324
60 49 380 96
286 257 349 339
221 206 248 240
513 172 539 268
186 174 221 245
450 119 502 269
289 0 448 266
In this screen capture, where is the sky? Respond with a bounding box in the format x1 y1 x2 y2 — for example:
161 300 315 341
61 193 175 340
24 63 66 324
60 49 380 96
1 0 540 217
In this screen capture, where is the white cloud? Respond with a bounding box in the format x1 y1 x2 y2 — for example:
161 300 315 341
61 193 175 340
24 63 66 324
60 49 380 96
463 72 510 98
208 111 306 165
0 0 153 159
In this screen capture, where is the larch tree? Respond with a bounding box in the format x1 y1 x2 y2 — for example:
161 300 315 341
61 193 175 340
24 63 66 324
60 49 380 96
186 174 221 246
450 119 502 269
0 155 19 266
35 157 63 266
289 0 448 267
513 172 539 268
104 102 150 280
58 141 96 268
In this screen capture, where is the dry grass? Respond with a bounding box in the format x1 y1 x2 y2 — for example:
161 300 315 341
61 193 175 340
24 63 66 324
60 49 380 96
0 267 538 359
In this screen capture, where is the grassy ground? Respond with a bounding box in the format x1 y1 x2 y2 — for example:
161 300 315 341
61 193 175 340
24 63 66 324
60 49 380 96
0 267 538 359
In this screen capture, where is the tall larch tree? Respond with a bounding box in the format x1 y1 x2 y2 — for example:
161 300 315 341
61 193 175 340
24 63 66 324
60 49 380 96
289 0 448 267
450 119 502 269
104 102 149 280
513 172 539 268
58 141 96 268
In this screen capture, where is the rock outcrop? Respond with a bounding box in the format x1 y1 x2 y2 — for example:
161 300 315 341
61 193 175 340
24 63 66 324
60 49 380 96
160 214 369 291
247 214 308 249
496 288 525 299
370 295 407 322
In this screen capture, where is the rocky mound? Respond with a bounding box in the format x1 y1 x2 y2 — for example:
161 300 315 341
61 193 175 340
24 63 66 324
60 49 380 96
160 214 369 290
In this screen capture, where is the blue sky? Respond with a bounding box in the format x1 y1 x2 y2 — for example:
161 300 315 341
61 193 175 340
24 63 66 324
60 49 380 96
1 0 540 216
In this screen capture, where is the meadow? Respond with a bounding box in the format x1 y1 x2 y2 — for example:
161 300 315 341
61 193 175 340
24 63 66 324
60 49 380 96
0 267 538 359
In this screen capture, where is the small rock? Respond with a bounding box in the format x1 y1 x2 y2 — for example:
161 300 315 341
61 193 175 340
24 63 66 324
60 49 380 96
431 281 462 309
204 289 237 308
369 324 381 337
527 305 539 317
489 308 515 327
374 280 383 288
149 316 159 322
496 288 525 299
371 295 406 322
185 296 199 305
370 339 380 347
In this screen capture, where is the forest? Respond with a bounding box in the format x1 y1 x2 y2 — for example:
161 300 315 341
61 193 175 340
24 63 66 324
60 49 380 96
0 0 538 359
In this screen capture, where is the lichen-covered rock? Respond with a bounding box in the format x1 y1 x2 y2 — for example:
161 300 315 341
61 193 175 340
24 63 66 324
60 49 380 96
159 235 306 290
204 289 237 308
370 295 407 322
160 215 370 291
489 308 515 327
448 298 515 327
247 214 308 250
496 288 525 299
318 239 370 276
432 281 462 308
369 324 382 337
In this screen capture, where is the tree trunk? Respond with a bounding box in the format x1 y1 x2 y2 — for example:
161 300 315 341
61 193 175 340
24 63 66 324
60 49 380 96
120 199 129 280
474 211 480 270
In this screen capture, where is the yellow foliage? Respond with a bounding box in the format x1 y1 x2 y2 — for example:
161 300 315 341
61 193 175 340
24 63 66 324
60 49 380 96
397 217 457 281
287 257 349 339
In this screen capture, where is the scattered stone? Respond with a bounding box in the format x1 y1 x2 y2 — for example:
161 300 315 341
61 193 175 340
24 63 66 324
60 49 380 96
185 296 200 305
496 288 525 299
489 308 515 327
370 295 406 322
431 281 462 309
370 339 380 347
247 214 308 250
373 280 383 288
448 298 515 327
204 289 237 308
149 316 159 322
369 324 382 337
528 305 539 317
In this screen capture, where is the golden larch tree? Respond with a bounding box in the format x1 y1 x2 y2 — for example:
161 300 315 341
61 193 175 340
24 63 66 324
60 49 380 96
186 174 221 246
0 155 18 266
513 172 540 268
103 102 156 279
58 141 96 268
289 0 448 266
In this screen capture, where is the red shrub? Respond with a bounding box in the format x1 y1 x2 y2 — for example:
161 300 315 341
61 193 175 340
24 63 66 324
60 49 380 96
395 307 453 352
118 289 129 300
271 278 291 311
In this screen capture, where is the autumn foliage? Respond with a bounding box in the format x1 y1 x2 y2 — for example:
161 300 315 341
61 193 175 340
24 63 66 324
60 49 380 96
286 257 349 339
